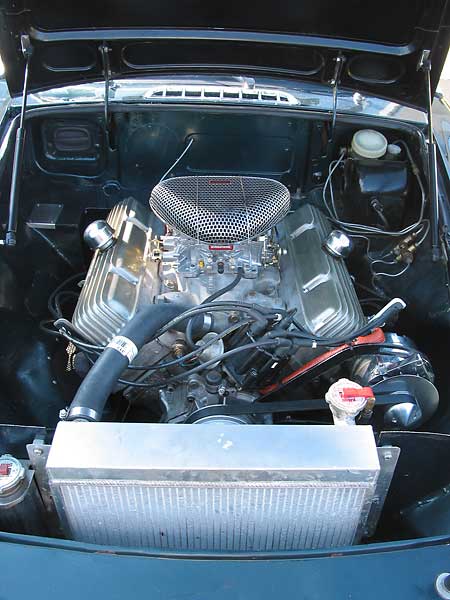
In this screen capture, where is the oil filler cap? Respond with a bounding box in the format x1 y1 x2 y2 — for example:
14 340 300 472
84 220 115 252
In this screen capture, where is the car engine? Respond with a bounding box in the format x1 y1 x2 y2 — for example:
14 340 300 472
72 174 369 423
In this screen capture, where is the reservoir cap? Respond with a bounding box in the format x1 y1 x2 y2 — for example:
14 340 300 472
351 129 387 159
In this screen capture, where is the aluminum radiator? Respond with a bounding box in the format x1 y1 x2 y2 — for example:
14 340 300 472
47 423 397 552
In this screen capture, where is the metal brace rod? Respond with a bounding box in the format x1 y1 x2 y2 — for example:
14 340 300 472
419 49 441 261
99 42 112 143
330 53 345 139
4 34 33 246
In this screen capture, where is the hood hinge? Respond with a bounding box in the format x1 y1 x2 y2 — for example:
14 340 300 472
330 52 345 140
4 34 33 246
418 49 441 261
99 42 112 145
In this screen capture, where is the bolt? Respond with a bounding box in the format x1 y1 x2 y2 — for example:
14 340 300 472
228 312 240 324
59 408 68 421
383 451 393 461
33 448 43 456
172 342 186 359
435 573 450 599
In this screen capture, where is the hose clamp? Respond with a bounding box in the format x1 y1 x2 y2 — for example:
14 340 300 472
67 406 101 422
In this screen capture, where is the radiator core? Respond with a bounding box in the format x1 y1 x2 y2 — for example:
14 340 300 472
47 422 389 552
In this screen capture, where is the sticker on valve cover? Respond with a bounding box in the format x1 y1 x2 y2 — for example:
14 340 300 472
107 336 138 363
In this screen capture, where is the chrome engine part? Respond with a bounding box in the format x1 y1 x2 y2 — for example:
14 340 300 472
73 186 364 344
150 175 290 243
72 199 160 345
351 333 439 429
277 204 365 337
158 230 282 306
47 421 398 552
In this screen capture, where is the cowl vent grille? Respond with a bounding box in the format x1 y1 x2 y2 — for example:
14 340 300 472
144 85 299 106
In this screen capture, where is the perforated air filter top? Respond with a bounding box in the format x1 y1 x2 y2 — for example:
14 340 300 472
150 176 290 243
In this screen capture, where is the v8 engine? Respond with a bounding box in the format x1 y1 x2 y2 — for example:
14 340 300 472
69 172 436 431
72 176 369 418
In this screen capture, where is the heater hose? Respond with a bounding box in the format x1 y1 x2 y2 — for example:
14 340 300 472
67 304 188 421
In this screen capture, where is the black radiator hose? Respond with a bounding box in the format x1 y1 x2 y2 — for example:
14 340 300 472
67 304 188 422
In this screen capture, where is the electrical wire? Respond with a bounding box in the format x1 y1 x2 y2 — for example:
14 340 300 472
272 297 405 346
121 339 281 388
54 291 80 319
44 292 277 350
41 289 289 379
159 139 194 183
185 268 245 347
47 272 85 319
127 320 251 371
151 302 281 342
323 140 427 237
85 338 281 389
57 318 252 373
42 257 409 390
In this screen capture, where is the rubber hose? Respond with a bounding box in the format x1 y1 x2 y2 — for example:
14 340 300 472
67 303 188 422
202 268 244 304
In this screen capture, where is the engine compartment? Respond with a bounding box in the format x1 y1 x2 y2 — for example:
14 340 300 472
0 104 449 553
